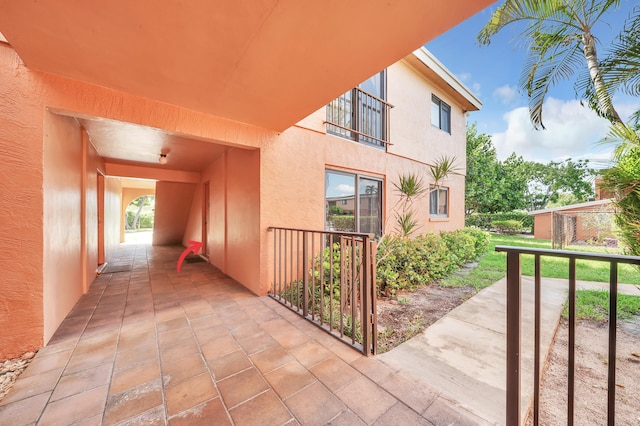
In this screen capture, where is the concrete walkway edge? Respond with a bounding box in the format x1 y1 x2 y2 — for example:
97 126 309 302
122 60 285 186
378 277 640 425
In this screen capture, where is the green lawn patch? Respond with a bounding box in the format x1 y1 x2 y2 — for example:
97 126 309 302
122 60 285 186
439 233 640 291
563 290 640 321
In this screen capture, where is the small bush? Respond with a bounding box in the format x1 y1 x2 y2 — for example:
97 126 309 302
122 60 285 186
463 227 491 256
327 215 355 232
466 212 533 233
440 230 476 265
328 205 344 215
492 219 522 235
376 228 490 296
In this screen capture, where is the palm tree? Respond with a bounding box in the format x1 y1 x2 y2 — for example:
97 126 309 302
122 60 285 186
582 5 640 125
478 0 623 129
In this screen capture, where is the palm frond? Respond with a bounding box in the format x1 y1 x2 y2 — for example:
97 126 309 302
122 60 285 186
429 155 459 187
520 33 584 128
479 0 622 128
393 173 426 200
395 211 420 238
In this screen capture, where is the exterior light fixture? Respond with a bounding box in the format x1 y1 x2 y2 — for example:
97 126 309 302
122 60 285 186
159 153 168 165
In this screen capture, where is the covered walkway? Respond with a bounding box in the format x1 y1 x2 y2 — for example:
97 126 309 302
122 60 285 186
0 245 484 425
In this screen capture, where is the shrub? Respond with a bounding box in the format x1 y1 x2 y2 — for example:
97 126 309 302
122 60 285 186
466 211 533 233
440 230 476 265
376 228 490 296
463 227 491 256
492 219 522 235
307 228 492 298
327 215 355 232
328 205 344 215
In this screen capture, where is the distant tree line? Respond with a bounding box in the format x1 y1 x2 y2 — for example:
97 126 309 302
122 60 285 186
465 123 595 215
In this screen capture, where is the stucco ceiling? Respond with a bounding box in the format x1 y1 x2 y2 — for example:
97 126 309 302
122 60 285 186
0 0 495 131
79 117 229 172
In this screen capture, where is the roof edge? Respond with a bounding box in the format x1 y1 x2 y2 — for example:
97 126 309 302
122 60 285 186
529 198 613 215
411 47 482 111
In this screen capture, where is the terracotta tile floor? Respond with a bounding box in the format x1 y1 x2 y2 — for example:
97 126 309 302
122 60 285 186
0 245 486 425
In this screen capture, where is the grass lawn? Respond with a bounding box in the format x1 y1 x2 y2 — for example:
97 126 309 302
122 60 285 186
440 233 640 291
565 289 640 321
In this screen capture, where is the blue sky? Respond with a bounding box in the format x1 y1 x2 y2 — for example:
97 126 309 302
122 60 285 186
425 0 639 168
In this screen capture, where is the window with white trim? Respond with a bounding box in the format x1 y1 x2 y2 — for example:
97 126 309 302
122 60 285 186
431 95 451 133
325 170 383 237
429 186 449 217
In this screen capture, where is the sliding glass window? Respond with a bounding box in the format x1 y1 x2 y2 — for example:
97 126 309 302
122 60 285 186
325 170 383 237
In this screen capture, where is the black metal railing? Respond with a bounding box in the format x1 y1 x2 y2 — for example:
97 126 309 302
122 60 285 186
268 227 377 355
325 87 393 148
496 245 640 425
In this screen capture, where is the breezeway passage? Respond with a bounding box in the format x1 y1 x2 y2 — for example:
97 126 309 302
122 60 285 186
0 244 484 425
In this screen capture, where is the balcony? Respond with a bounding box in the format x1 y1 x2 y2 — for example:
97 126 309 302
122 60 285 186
325 87 393 149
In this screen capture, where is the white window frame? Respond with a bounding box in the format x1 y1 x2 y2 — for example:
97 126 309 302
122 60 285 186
431 95 451 134
429 185 449 218
325 169 384 237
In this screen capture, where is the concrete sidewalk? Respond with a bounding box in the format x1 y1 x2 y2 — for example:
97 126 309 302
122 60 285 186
379 277 640 425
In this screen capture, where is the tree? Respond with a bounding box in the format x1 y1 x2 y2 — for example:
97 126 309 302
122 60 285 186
464 124 596 213
127 196 151 230
523 159 595 210
600 145 640 254
493 153 529 212
580 6 640 124
478 0 623 129
465 124 499 214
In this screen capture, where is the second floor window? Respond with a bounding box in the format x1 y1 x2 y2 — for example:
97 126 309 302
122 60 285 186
431 95 451 133
326 71 391 149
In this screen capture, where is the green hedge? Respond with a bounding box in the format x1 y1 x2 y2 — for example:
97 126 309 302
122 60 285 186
492 219 522 235
376 228 490 296
465 212 533 233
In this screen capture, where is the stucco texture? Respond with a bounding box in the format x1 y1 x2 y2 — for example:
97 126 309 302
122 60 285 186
0 36 472 357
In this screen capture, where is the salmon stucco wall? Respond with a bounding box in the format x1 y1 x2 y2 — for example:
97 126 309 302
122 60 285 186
182 183 203 250
0 45 45 359
534 213 552 240
225 149 261 293
256 63 471 293
83 138 105 290
43 112 84 344
104 177 122 261
202 155 228 270
153 182 197 246
183 149 261 294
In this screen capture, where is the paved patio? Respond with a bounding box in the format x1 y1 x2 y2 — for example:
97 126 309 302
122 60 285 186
0 244 486 426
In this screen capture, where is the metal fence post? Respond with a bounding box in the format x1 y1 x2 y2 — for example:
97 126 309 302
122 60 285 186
506 250 521 425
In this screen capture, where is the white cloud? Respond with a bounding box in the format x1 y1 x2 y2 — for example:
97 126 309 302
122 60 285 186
491 98 614 164
492 84 518 105
336 184 354 195
455 72 481 96
458 72 471 82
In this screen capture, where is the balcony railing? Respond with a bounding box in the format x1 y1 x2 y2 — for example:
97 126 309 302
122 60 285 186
496 245 640 425
325 87 393 148
268 227 377 355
